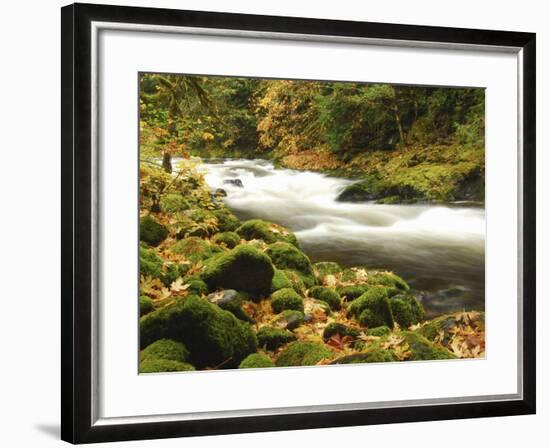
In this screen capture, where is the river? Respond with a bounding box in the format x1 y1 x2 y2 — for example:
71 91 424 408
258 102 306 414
200 158 485 318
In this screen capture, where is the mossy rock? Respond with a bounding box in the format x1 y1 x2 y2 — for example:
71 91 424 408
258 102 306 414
350 286 394 328
416 312 485 345
212 208 241 232
313 261 342 280
140 296 257 368
369 271 410 295
270 269 294 292
282 269 307 294
308 286 341 310
170 237 214 262
140 339 190 363
139 358 195 373
401 331 457 360
186 279 209 295
140 215 168 246
338 284 371 301
201 245 275 296
139 245 163 279
273 310 305 331
390 294 424 328
236 219 299 247
160 193 190 213
271 288 304 313
266 242 316 288
365 325 391 337
276 341 332 367
336 176 387 203
322 322 360 342
375 195 402 205
239 353 275 369
212 231 241 249
330 349 398 364
207 290 253 323
139 295 154 317
257 326 297 350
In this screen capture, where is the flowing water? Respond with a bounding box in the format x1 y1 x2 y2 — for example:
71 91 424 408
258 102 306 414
200 158 485 317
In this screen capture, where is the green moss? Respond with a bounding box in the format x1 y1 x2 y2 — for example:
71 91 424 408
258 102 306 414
313 261 342 280
139 358 195 373
365 325 391 337
350 286 394 328
390 294 425 328
401 331 457 360
140 215 168 246
160 193 190 213
340 268 360 283
271 288 304 313
257 326 297 350
369 271 410 294
201 245 275 295
337 284 371 301
236 219 299 247
139 296 154 317
322 322 360 342
170 237 214 262
239 353 275 369
375 195 402 204
308 286 341 310
330 349 398 364
212 208 241 232
212 231 241 249
140 339 190 363
139 246 163 279
270 269 294 292
336 176 386 202
278 310 305 330
282 269 306 294
276 341 332 367
139 296 257 368
187 279 208 295
266 242 316 288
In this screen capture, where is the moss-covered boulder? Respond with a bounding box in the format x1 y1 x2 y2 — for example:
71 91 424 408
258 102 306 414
140 215 168 246
139 296 257 368
212 208 241 232
170 237 215 262
350 286 394 328
212 231 241 249
160 193 190 213
257 326 297 350
239 353 275 369
206 289 253 323
266 242 316 288
336 176 387 203
308 286 341 310
338 284 371 301
236 219 299 247
271 288 304 313
390 294 424 328
140 246 187 286
282 269 306 293
272 310 305 331
270 269 294 292
401 331 457 360
369 271 410 295
186 278 209 295
330 349 398 364
365 325 392 337
140 339 190 363
322 322 360 342
276 341 332 367
201 245 274 295
313 261 342 281
139 358 195 373
139 295 154 317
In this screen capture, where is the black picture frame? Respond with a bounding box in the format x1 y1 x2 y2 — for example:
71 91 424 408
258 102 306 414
61 2 536 444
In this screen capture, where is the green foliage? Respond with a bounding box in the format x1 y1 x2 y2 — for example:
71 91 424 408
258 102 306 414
270 269 294 292
201 245 275 295
139 358 195 373
139 296 154 316
266 242 316 288
276 341 332 367
239 353 275 369
236 219 299 247
212 231 241 249
349 286 394 328
271 288 304 313
140 339 190 363
140 296 257 368
140 215 168 246
257 326 297 350
308 286 341 310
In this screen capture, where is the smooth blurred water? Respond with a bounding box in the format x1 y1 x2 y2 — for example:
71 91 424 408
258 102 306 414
200 158 485 317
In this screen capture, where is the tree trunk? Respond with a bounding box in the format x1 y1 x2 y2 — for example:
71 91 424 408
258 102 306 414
162 151 172 173
392 104 406 145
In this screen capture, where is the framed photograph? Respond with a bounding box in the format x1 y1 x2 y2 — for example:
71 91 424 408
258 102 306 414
61 2 536 444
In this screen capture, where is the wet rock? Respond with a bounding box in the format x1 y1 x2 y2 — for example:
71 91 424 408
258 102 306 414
223 178 244 188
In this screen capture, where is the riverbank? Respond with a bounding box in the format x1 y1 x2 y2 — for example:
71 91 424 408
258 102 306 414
138 158 485 372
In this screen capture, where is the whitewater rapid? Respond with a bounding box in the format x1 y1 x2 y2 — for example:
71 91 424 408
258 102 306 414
199 158 485 316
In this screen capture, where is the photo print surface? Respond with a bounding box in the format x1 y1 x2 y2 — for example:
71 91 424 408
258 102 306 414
138 73 485 373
